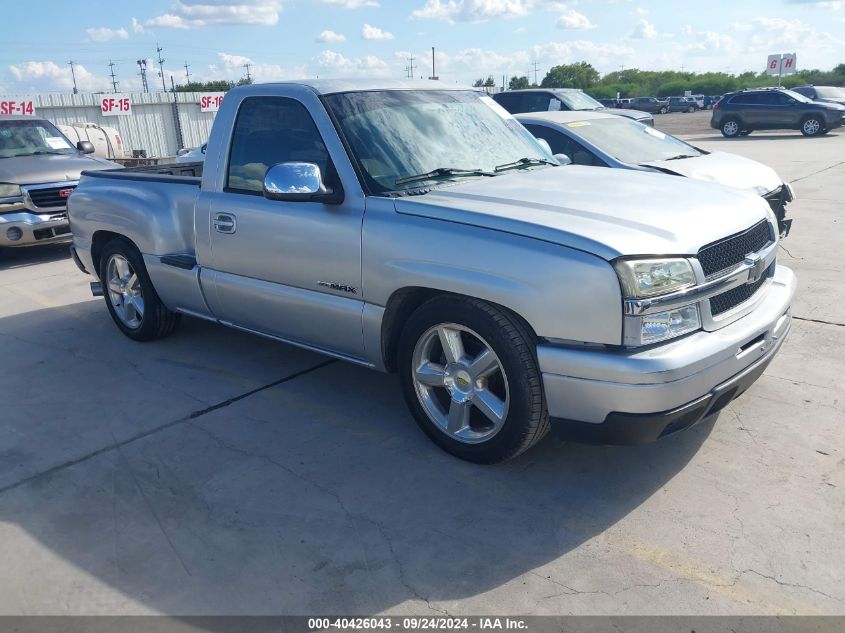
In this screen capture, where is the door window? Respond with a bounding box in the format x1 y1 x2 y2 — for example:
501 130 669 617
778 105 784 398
524 124 604 166
226 97 330 194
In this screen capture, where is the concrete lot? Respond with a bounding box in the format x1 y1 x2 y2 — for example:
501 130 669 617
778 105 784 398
0 129 843 616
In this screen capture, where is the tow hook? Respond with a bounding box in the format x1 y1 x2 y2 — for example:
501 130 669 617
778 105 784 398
90 281 104 297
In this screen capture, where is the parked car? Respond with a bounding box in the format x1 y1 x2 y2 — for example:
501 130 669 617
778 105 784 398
69 80 794 463
690 94 706 109
666 97 700 113
712 87 845 137
175 142 207 162
703 95 720 109
57 122 129 160
598 98 619 107
628 97 669 114
516 110 793 237
492 88 655 126
616 98 633 109
0 115 117 254
790 85 845 106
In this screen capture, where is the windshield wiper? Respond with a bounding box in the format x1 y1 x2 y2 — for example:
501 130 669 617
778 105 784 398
29 150 68 156
394 167 494 187
494 157 557 173
664 154 697 161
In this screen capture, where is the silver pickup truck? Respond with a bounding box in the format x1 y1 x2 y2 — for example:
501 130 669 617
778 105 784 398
69 80 795 463
0 115 115 253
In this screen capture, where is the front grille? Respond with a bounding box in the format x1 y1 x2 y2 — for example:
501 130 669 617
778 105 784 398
27 185 76 209
697 220 772 278
709 263 773 316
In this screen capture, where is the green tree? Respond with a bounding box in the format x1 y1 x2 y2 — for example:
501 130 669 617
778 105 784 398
541 62 600 89
175 79 236 92
508 75 530 90
473 78 485 87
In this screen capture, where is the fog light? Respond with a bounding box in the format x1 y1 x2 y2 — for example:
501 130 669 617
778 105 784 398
6 226 23 241
640 305 701 345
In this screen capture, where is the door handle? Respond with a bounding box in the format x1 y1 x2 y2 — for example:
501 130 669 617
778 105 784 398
213 213 237 234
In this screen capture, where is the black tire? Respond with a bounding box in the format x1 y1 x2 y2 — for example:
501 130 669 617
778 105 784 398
99 237 180 341
800 115 825 137
720 117 742 138
398 295 549 464
659 106 668 114
739 130 752 136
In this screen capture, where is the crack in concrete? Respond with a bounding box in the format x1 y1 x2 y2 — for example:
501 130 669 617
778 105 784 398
191 422 449 615
740 569 844 604
793 316 845 328
0 359 335 497
790 160 845 183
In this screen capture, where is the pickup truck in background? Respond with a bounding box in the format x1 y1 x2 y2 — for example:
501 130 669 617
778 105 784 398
69 80 795 463
0 115 117 254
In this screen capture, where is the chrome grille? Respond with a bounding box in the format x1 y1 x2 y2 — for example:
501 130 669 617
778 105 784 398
698 220 772 278
27 185 76 209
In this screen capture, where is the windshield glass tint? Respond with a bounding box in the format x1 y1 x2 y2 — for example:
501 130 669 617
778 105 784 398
556 91 603 111
0 119 75 158
564 117 701 164
783 89 812 103
815 86 845 99
324 90 550 193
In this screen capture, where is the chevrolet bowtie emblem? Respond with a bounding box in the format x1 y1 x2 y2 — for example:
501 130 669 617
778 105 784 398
744 253 765 285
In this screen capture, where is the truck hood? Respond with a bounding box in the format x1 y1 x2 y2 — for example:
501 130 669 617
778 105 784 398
601 107 651 121
394 166 771 260
0 153 117 185
642 151 783 196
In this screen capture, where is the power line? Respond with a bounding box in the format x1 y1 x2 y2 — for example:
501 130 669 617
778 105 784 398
156 44 167 91
529 60 540 86
184 62 191 85
243 62 253 82
406 55 416 79
108 60 119 93
68 60 79 94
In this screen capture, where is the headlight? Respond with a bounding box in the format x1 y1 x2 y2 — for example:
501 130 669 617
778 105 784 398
614 258 696 298
0 183 22 198
627 304 701 345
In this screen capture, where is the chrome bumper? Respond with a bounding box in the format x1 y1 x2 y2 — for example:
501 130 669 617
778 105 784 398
538 265 796 428
0 210 71 247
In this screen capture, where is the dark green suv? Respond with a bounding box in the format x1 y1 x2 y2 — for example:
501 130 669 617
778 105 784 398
711 88 845 137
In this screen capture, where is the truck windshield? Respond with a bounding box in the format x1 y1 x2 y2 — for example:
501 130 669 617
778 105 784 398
556 91 604 111
324 90 552 194
814 86 845 99
0 119 76 158
563 117 702 164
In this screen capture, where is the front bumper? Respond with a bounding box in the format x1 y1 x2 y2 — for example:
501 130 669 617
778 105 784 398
539 265 795 444
0 210 72 247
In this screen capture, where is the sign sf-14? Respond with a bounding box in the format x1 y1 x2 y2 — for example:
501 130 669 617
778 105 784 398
0 99 36 116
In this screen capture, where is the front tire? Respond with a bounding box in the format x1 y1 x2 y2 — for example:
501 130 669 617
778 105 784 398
99 238 180 341
398 295 549 464
721 118 741 138
801 116 824 137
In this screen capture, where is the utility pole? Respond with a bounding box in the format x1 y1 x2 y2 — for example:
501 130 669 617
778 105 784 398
406 55 416 79
156 44 167 91
137 59 149 93
243 63 253 83
68 61 79 94
184 62 191 85
428 47 438 80
530 60 540 86
108 60 119 93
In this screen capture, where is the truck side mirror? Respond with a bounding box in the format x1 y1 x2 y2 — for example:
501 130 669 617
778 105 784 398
554 153 572 166
263 162 343 204
77 141 95 154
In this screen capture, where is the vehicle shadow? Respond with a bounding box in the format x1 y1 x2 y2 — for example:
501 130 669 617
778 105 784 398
688 133 841 142
0 242 71 271
0 303 718 617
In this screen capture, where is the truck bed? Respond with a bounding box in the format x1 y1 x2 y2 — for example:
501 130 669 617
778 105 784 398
81 161 204 183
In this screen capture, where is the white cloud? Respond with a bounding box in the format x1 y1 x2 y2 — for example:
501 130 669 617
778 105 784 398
630 18 657 39
314 50 390 77
215 51 304 81
633 7 648 15
317 29 346 42
556 9 595 30
411 0 531 23
146 0 281 29
320 0 379 7
7 61 115 93
362 23 394 40
86 27 129 42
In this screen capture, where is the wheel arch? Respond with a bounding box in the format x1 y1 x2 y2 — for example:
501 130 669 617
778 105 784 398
91 230 141 277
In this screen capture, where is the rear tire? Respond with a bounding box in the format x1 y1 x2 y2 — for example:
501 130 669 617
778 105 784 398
99 237 180 341
720 118 742 138
800 116 824 137
659 106 668 114
398 295 549 464
687 106 695 113
739 130 752 136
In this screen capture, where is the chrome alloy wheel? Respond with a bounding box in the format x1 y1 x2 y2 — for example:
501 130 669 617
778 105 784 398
803 118 821 135
106 254 144 329
723 120 739 136
411 323 510 444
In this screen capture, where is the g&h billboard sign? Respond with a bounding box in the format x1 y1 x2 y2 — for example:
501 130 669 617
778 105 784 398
767 53 797 76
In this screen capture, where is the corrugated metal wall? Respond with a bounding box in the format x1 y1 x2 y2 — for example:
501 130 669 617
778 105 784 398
7 93 216 157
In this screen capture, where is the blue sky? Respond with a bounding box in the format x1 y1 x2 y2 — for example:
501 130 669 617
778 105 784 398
1 0 843 94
